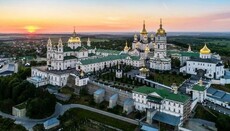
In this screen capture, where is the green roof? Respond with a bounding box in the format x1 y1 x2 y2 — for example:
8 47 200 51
97 49 121 54
133 86 189 103
14 102 27 109
192 84 206 91
180 52 199 57
84 45 94 49
130 56 140 60
63 46 87 52
80 54 140 65
167 50 199 58
64 55 77 60
147 96 163 103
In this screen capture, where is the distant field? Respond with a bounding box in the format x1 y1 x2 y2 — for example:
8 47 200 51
168 36 230 56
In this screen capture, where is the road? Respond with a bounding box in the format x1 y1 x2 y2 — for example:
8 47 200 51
0 103 138 130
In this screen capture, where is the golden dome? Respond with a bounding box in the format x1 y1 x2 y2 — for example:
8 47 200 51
156 19 166 36
68 27 81 43
145 44 150 53
140 20 148 34
139 67 149 73
68 37 81 43
134 33 138 38
200 44 211 54
124 41 129 51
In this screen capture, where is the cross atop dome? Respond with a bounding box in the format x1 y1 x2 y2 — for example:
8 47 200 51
73 26 77 37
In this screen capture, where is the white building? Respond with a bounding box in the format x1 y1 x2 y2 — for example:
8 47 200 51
132 86 190 122
192 79 207 103
12 102 27 117
180 44 224 79
47 28 95 70
76 54 144 73
149 19 171 71
131 21 155 54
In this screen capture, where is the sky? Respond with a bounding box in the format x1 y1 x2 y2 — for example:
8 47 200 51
0 0 230 33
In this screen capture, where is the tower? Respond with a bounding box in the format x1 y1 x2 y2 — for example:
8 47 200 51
188 44 192 52
68 27 81 49
47 38 52 51
145 44 150 58
140 20 148 43
56 38 64 70
123 41 129 53
47 38 52 69
154 19 167 58
87 37 91 47
116 64 123 78
58 38 63 53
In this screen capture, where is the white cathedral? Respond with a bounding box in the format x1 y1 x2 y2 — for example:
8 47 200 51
47 28 95 70
124 19 171 71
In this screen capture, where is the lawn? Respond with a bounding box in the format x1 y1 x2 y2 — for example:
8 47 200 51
211 84 230 93
148 72 189 86
59 86 74 95
59 108 138 131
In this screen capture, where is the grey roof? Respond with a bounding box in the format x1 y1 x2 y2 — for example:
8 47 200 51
124 98 134 106
188 58 221 64
44 118 59 127
94 88 105 95
207 87 230 103
224 70 230 79
141 125 158 131
152 111 181 126
0 71 14 75
110 94 118 100
47 68 78 75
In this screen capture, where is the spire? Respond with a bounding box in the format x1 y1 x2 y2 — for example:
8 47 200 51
124 41 129 52
140 20 148 34
160 18 162 29
87 37 91 47
47 37 52 47
188 44 192 52
58 38 63 46
143 20 145 29
73 26 77 37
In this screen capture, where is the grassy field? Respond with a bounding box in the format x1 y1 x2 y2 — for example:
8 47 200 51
148 72 188 86
168 36 230 57
211 84 230 93
59 108 138 131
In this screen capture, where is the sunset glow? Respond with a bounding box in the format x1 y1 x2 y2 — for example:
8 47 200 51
25 26 39 33
0 0 230 33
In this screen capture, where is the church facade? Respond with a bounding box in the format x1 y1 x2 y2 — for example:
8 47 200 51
180 44 224 79
126 19 171 71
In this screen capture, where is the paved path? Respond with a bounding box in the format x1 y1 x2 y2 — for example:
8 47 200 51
0 103 138 130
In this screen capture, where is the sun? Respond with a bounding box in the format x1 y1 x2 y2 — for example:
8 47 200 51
25 26 39 33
